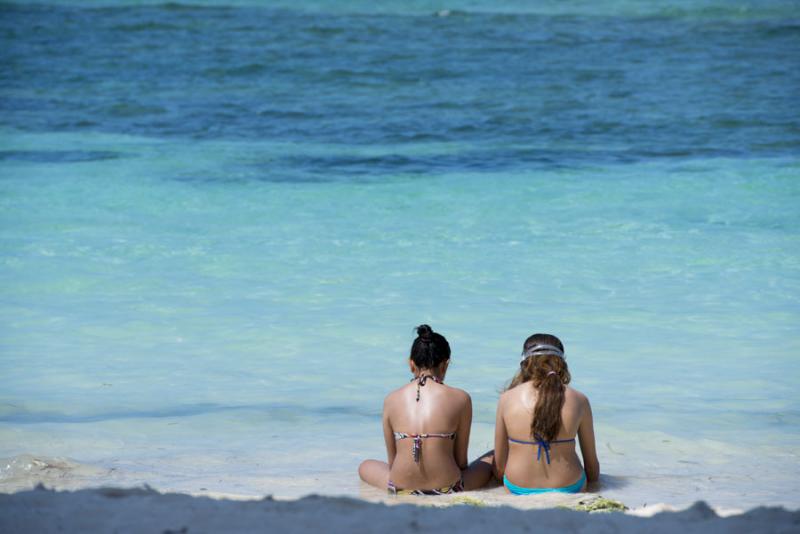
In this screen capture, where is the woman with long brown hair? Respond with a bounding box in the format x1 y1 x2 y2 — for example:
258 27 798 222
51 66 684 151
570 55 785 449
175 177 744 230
493 333 599 494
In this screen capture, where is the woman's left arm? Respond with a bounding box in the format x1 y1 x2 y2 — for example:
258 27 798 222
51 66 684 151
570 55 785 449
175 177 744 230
578 396 600 483
454 393 472 470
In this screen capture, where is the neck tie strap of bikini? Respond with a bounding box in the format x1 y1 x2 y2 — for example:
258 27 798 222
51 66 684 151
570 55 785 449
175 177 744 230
411 374 442 402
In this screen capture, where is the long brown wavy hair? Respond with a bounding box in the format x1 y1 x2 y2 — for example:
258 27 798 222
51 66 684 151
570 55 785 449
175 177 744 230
507 333 570 442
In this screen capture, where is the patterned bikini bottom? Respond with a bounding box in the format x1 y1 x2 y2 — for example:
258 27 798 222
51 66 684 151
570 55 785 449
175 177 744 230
387 478 464 496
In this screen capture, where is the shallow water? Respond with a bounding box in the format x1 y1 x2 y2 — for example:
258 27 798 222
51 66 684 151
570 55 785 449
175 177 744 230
1 0 799 510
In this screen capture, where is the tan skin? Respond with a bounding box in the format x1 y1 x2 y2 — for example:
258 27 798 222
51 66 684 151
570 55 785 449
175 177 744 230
494 382 600 490
358 359 491 491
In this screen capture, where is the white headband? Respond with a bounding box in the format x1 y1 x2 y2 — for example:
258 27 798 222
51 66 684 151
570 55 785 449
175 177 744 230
520 344 565 363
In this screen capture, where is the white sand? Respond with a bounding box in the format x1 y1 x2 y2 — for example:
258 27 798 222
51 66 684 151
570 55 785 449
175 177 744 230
2 454 798 532
2 485 798 534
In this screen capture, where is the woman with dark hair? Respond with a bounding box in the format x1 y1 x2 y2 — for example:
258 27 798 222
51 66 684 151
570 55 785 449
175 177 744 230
493 333 599 494
358 325 490 495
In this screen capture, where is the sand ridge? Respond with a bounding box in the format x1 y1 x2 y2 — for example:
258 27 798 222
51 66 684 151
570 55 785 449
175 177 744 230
2 485 798 534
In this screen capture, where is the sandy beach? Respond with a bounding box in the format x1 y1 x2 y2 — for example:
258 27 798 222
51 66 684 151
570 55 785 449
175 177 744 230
2 484 799 534
2 455 798 533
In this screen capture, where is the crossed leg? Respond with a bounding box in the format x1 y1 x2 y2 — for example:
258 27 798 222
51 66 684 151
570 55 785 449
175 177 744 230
358 459 390 490
358 451 497 492
462 449 497 490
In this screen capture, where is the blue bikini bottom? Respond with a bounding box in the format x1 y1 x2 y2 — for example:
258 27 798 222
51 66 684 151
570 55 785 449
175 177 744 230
503 471 586 495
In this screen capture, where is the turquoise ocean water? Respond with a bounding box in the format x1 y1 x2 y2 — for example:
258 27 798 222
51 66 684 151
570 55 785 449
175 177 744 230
1 0 799 509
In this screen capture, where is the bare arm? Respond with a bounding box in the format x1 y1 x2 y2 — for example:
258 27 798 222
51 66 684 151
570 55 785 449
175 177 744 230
493 394 508 480
382 397 397 467
578 397 599 483
454 393 471 470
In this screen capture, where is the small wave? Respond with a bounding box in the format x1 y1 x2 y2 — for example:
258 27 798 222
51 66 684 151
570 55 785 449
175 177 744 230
203 63 268 77
284 154 426 176
759 23 800 37
151 2 230 13
0 150 124 163
433 9 468 18
255 108 319 120
110 22 183 32
0 402 379 424
227 63 268 76
305 25 346 36
106 102 168 118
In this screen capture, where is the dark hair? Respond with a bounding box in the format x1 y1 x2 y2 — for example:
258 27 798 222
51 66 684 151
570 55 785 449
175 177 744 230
409 324 451 369
508 333 570 442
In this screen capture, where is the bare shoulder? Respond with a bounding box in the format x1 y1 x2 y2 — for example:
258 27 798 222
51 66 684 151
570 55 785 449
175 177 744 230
497 386 518 408
383 384 408 408
446 385 471 406
565 386 590 406
502 383 526 400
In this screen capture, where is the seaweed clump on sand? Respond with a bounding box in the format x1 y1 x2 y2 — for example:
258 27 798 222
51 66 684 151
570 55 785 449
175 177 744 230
562 497 628 513
448 496 487 507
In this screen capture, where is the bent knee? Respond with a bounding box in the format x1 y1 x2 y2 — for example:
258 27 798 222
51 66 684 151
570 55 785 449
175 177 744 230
358 459 389 488
357 460 372 481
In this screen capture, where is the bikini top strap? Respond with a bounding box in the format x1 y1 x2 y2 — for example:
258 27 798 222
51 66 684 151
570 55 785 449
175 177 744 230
410 374 443 402
507 436 576 464
536 437 552 464
394 432 456 440
399 374 447 461
393 431 457 463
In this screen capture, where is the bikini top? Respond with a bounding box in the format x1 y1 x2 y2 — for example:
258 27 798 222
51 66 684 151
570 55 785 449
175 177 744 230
508 436 576 464
394 432 457 463
394 374 456 463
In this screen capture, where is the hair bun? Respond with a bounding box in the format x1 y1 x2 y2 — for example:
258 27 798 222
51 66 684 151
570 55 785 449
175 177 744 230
410 324 451 369
416 324 433 342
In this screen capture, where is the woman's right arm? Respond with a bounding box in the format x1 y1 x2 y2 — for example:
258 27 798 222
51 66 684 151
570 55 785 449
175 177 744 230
578 396 600 483
493 393 508 480
383 396 397 468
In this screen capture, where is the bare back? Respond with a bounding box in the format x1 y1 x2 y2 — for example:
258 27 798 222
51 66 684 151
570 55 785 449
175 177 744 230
494 383 599 488
383 380 471 489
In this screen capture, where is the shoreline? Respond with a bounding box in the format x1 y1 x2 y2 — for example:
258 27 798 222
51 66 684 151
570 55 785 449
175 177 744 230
2 451 798 514
2 485 798 534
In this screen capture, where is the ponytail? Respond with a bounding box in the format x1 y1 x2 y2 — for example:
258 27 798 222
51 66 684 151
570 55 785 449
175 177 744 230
529 357 569 442
507 334 570 442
